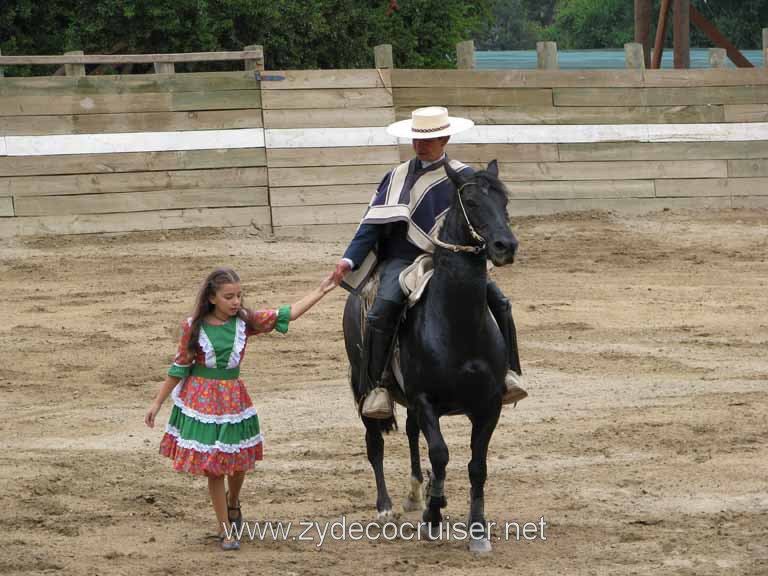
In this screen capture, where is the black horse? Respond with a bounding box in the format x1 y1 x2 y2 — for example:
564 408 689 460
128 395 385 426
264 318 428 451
342 160 518 553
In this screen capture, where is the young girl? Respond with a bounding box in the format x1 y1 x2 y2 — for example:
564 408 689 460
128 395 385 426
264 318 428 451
144 267 335 550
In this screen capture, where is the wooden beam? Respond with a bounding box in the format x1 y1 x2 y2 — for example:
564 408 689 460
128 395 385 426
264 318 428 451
537 42 559 70
689 5 753 68
634 0 653 68
652 0 672 69
673 0 690 69
456 41 475 69
243 44 264 71
0 49 264 66
374 44 394 69
64 51 86 76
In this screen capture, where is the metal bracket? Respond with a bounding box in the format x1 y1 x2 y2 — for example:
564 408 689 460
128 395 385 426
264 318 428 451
254 71 285 81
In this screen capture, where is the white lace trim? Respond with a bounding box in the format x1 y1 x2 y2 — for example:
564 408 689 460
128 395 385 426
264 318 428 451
226 317 247 369
171 381 259 424
198 326 217 368
165 424 263 454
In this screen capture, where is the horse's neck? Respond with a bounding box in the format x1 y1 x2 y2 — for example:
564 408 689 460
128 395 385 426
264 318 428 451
430 204 488 319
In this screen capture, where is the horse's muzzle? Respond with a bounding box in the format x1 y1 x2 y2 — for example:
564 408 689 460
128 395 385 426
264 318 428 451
488 235 517 266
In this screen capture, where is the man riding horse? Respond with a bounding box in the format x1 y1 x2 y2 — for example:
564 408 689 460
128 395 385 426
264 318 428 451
330 106 527 419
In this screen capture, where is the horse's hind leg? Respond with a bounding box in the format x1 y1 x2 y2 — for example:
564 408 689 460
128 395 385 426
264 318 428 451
467 405 501 553
364 419 394 520
414 397 448 533
403 409 425 512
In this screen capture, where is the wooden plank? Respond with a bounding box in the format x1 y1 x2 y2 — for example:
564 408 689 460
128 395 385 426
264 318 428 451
497 160 726 181
559 141 768 161
507 196 730 216
270 185 375 207
265 127 396 148
732 195 768 209
642 69 768 87
271 204 367 226
0 206 271 237
0 148 265 177
391 69 644 88
502 180 655 199
0 50 264 66
0 196 13 216
0 109 264 136
396 104 724 124
452 123 768 144
404 143 559 163
554 86 768 106
724 105 768 122
655 177 768 197
261 89 392 110
267 146 399 168
0 72 259 96
4 167 268 197
15 187 268 216
262 107 395 129
394 87 552 107
260 69 390 90
0 90 261 116
269 165 392 187
272 223 358 241
6 129 265 156
728 159 768 178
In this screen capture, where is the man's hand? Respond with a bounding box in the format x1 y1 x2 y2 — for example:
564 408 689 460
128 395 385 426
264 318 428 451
332 259 352 285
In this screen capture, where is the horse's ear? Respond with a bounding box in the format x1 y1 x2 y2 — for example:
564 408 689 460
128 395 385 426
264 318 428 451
445 161 466 189
487 159 499 177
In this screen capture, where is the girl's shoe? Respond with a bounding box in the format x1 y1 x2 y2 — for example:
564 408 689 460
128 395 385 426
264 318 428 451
226 491 243 530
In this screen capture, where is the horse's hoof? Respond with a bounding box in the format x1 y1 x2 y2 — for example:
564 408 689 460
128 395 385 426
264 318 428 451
376 509 398 522
469 537 492 554
403 495 425 512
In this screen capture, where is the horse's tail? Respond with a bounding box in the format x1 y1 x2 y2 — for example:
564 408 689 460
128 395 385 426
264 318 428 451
343 283 397 434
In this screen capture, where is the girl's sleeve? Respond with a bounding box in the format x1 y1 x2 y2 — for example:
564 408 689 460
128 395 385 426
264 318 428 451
168 319 195 379
245 305 291 336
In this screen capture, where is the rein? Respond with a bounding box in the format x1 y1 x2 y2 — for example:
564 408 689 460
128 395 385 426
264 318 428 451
431 181 487 254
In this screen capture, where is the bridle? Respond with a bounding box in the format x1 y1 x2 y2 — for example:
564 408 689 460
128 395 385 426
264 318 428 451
431 181 487 254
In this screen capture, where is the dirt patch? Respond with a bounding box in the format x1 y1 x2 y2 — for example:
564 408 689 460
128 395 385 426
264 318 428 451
0 209 766 575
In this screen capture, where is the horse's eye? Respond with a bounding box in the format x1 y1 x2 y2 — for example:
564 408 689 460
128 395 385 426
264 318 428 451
465 199 479 208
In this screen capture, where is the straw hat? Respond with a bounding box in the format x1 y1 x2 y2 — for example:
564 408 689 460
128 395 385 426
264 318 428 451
386 106 474 139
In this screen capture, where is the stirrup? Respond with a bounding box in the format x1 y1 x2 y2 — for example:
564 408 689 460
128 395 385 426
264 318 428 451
502 372 528 406
361 387 394 419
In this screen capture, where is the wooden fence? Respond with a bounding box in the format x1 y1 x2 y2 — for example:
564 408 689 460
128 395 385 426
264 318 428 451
1 56 768 237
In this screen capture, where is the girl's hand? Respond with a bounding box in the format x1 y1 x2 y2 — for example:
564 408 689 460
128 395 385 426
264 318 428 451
319 272 337 294
144 402 161 428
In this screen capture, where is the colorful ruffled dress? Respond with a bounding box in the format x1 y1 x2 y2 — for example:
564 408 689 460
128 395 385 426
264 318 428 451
159 306 290 476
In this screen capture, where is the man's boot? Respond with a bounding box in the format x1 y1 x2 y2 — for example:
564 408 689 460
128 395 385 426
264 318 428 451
487 284 528 406
360 324 397 419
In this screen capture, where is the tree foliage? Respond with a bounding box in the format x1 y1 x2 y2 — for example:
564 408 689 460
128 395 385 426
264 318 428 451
0 0 493 74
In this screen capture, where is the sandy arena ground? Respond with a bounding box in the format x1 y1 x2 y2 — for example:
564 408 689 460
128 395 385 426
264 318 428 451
0 209 766 575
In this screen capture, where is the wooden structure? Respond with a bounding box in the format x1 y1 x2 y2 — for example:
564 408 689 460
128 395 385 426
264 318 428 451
1 46 768 237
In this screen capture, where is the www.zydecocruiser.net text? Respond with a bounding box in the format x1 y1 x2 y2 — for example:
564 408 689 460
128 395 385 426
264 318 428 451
222 516 547 547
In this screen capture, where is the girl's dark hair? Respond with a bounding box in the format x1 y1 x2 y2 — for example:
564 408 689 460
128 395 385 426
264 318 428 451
187 268 245 355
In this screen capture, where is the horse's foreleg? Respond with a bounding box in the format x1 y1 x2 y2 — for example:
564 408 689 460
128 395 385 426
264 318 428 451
403 409 425 512
414 396 448 531
364 420 394 519
467 404 501 553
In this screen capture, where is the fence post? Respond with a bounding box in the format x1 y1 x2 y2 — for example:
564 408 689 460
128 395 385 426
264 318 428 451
64 50 86 76
625 43 646 69
0 48 3 78
763 28 768 68
244 45 264 71
537 42 559 69
374 44 394 68
153 62 175 74
456 40 475 69
708 48 727 68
